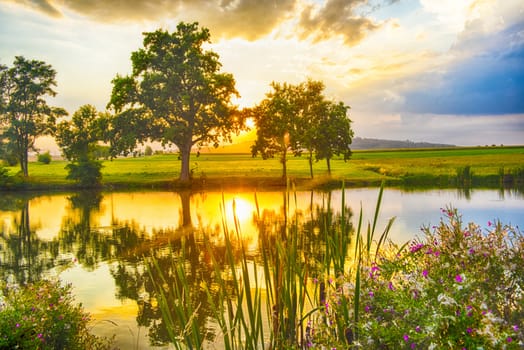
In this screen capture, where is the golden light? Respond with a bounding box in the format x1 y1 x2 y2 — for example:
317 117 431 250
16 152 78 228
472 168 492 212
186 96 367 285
245 117 256 129
229 197 255 223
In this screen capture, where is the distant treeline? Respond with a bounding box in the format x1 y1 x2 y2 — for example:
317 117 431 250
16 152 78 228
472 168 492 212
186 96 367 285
351 137 455 150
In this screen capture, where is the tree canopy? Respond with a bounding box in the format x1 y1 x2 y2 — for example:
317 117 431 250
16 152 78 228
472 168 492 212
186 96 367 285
0 56 66 176
55 104 104 187
107 22 242 182
251 79 353 178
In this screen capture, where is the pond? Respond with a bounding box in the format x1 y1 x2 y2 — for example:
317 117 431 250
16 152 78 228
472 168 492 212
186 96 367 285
0 187 522 348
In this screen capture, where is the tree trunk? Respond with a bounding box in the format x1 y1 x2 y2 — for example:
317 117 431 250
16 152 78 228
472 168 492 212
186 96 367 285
179 142 192 182
179 191 192 227
281 148 287 179
20 149 29 177
308 150 314 179
326 157 331 176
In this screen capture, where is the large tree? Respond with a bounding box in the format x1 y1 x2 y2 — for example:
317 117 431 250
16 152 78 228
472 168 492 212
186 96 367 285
107 22 241 182
0 56 66 176
55 104 104 187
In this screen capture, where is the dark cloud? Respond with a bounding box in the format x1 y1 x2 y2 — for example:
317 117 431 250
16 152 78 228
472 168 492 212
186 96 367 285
403 21 524 115
7 0 391 45
11 0 61 17
6 0 297 41
298 0 383 46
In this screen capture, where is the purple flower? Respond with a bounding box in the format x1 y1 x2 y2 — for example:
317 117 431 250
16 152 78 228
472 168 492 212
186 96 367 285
513 325 519 332
488 220 492 227
455 274 463 283
507 337 512 343
368 291 374 297
365 305 371 312
403 334 409 342
415 326 421 333
15 323 20 328
467 327 472 334
422 269 428 278
388 281 395 291
410 243 424 253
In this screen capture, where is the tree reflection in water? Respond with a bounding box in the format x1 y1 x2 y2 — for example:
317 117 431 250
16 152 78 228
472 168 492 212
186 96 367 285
0 189 354 347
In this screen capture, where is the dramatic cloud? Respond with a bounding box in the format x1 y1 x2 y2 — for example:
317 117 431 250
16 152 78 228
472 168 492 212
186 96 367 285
402 20 524 115
5 0 297 41
298 0 381 46
10 0 61 17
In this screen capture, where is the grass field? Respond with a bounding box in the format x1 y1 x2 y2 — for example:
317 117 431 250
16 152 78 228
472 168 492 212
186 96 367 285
3 146 524 190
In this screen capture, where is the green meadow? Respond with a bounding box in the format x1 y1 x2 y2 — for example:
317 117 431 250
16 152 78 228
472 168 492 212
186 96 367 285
4 146 524 190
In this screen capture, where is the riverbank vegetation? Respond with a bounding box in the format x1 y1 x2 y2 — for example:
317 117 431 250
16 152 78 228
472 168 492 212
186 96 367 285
148 185 523 349
1 146 523 190
0 280 114 349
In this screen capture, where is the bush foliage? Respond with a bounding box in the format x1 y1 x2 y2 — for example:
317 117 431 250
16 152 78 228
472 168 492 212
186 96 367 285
0 280 114 350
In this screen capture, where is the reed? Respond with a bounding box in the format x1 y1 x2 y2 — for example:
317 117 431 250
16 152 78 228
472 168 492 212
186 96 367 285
145 181 395 348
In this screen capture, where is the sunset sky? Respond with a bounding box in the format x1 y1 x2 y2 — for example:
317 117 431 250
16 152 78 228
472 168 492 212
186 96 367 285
1 0 523 147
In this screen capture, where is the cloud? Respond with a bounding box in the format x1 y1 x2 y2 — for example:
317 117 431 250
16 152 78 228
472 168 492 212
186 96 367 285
5 0 396 45
298 0 381 46
10 0 61 17
402 19 524 115
4 0 297 41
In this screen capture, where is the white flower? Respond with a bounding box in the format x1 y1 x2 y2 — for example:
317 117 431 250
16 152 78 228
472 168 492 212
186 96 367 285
437 293 457 306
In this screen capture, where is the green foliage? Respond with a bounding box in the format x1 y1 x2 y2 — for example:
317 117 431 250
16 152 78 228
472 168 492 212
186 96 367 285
315 208 523 349
144 145 153 156
65 160 103 188
37 151 52 164
0 279 114 349
0 56 67 176
0 165 8 186
56 104 104 187
108 22 242 181
251 79 353 178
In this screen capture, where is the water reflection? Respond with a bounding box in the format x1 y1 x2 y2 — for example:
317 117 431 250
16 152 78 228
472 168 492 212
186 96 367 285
0 188 522 348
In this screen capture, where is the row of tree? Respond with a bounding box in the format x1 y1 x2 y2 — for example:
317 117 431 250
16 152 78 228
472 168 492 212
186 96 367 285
1 22 354 186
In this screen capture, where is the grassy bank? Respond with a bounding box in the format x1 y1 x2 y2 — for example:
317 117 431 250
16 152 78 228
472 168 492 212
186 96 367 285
2 146 524 190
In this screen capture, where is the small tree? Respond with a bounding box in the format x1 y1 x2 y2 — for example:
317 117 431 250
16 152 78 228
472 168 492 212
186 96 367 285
314 101 353 175
250 82 302 179
55 104 104 187
0 56 66 176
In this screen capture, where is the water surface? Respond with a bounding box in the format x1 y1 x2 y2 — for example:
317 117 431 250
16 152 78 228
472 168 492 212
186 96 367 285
0 187 522 348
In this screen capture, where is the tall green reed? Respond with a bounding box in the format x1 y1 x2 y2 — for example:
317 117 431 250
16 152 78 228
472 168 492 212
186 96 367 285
146 181 394 349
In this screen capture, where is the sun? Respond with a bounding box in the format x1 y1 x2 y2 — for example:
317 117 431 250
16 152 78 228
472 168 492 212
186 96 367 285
245 117 256 129
228 197 255 223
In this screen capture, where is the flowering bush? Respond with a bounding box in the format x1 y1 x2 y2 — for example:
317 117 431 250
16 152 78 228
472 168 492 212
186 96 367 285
309 208 523 349
0 279 114 349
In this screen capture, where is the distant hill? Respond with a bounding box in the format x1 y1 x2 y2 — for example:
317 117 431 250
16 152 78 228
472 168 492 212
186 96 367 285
351 137 455 150
200 135 455 154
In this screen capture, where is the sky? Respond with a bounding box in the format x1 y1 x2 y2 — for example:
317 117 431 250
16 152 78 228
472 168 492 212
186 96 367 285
1 0 523 147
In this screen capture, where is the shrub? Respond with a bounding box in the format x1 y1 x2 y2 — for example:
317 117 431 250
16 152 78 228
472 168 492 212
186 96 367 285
37 151 52 164
0 166 8 186
144 145 153 156
313 208 523 349
0 279 114 349
65 160 103 187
